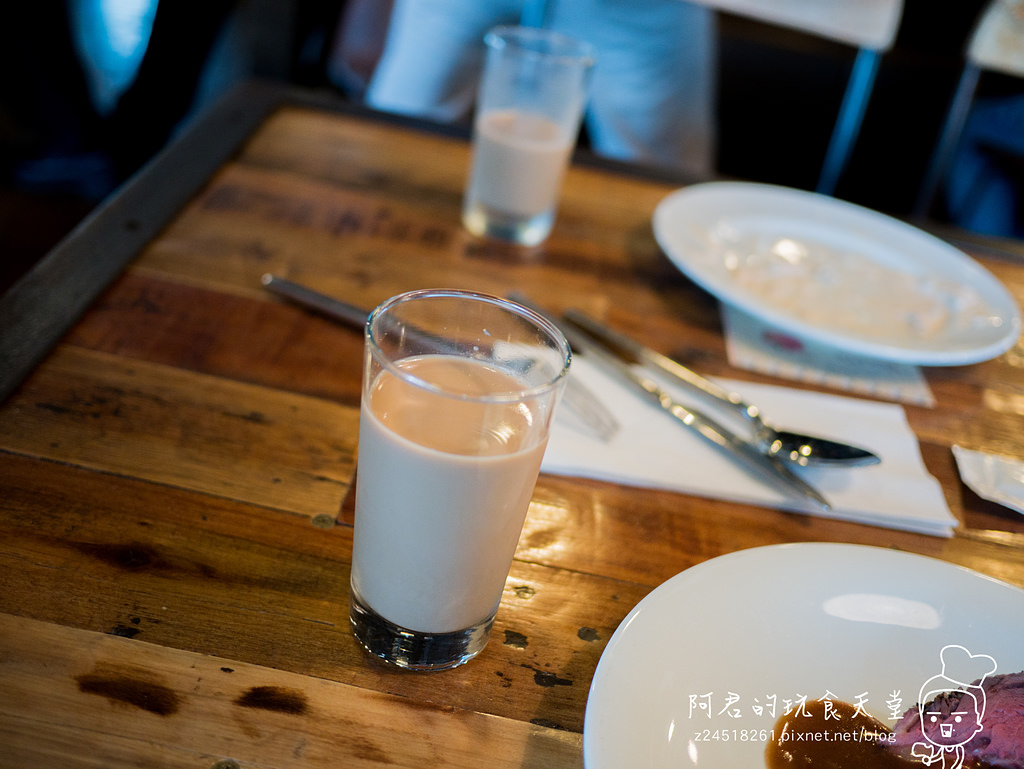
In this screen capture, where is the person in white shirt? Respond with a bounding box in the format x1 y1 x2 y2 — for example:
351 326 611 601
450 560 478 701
365 0 716 177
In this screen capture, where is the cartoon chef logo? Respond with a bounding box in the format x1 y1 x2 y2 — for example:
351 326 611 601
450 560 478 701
911 644 997 769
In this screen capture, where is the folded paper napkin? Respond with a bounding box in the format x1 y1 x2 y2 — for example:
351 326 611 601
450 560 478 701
952 445 1024 516
543 355 957 537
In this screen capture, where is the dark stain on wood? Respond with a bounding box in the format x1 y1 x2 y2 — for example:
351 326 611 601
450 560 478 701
234 685 308 715
33 387 132 421
222 409 269 424
110 624 141 638
530 717 570 731
349 735 389 763
74 541 167 570
521 664 573 688
503 630 529 649
72 541 216 578
76 670 180 716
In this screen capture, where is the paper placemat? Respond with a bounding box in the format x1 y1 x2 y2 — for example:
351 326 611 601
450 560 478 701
721 305 936 407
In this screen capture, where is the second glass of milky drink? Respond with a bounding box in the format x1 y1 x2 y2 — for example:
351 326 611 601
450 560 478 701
462 26 596 246
350 289 571 670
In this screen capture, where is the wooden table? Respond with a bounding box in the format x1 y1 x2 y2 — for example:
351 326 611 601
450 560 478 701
2 81 1024 768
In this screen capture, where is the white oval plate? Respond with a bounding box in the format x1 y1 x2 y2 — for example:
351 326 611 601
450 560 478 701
653 182 1021 365
583 543 1024 769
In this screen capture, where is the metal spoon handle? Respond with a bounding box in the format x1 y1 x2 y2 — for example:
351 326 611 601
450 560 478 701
262 275 620 442
262 274 367 328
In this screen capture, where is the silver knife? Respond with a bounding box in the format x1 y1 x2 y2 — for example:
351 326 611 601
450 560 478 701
558 314 832 512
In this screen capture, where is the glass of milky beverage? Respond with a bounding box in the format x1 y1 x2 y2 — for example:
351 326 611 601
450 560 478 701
462 26 596 247
350 289 571 670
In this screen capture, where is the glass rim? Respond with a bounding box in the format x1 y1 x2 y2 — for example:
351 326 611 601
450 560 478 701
484 25 597 67
366 288 572 403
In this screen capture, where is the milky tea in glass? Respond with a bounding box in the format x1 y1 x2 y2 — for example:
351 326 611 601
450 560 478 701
349 290 570 669
462 26 595 246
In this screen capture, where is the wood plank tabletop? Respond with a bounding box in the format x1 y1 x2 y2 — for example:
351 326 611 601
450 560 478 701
2 82 1024 768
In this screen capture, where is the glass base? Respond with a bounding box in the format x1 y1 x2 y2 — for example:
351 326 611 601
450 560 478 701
462 200 553 247
349 588 494 671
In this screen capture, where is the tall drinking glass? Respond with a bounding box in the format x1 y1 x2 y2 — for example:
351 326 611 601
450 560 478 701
462 26 596 247
350 289 571 670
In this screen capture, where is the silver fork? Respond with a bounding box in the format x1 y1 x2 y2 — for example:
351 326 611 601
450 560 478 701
261 275 620 442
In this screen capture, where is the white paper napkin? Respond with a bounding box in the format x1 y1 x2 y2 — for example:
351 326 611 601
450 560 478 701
952 445 1024 516
542 355 957 537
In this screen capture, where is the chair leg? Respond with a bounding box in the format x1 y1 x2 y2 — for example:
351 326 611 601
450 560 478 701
912 63 981 220
816 47 882 196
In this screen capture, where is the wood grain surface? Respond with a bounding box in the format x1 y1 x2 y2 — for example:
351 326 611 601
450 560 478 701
2 92 1024 768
